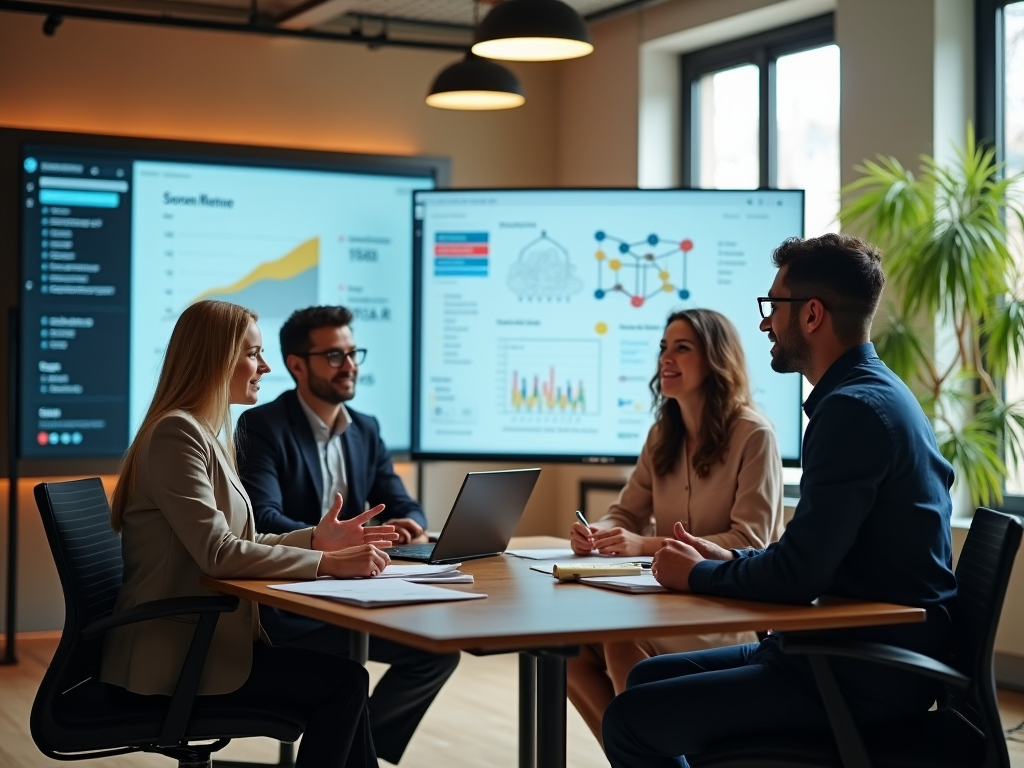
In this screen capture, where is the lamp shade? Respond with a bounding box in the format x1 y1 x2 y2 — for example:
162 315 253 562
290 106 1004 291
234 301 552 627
426 52 526 110
472 0 593 62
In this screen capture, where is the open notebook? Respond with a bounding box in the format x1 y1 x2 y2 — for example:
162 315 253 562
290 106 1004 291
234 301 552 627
577 573 667 594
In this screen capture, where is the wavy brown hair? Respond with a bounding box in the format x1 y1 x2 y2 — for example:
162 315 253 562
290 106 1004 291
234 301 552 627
648 309 752 478
111 300 257 532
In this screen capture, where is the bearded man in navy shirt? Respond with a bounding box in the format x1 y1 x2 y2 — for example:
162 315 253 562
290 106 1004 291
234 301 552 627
602 233 957 768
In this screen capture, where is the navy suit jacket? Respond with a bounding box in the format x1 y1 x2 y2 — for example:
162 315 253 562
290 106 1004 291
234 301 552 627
236 389 426 533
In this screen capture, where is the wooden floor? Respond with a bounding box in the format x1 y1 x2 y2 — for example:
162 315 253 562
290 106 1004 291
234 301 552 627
0 636 607 767
4 635 1024 767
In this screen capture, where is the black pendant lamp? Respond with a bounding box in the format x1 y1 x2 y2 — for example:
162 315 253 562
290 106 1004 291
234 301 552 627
472 0 593 62
426 52 526 110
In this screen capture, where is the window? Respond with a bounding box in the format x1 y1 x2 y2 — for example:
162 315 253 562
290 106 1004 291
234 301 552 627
681 14 839 237
981 1 1024 499
681 16 838 463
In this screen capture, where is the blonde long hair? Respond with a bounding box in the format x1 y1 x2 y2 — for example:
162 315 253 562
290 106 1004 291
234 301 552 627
111 300 257 532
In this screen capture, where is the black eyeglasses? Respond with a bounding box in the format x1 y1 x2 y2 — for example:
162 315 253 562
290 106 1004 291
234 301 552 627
299 348 367 368
757 297 816 319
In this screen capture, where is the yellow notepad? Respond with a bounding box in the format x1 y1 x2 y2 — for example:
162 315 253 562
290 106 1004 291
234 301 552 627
551 563 643 581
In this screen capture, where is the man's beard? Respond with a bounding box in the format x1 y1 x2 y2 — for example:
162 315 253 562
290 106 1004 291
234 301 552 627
308 369 355 404
770 313 811 374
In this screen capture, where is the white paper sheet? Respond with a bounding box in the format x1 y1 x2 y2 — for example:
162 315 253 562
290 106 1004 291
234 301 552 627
269 578 486 608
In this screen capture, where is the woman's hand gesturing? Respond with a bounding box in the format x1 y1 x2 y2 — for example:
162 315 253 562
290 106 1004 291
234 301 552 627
311 493 399 552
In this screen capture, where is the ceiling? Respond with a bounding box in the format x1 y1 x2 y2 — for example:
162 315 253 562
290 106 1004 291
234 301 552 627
327 0 640 27
4 0 649 48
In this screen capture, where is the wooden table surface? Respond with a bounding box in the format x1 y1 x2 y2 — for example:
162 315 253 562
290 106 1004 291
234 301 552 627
201 536 925 654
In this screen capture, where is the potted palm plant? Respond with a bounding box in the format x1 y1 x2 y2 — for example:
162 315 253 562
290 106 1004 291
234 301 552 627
839 126 1024 508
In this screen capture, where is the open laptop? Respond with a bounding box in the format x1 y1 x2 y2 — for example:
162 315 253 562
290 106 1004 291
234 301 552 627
387 468 541 564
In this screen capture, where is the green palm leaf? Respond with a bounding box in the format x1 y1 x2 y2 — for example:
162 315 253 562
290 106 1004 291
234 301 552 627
844 123 1024 509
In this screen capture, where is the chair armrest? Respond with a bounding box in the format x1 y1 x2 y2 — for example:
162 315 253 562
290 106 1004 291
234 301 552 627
779 635 969 689
81 595 240 749
82 596 240 638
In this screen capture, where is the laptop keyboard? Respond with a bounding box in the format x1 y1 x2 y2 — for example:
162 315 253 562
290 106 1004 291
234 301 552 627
389 543 436 558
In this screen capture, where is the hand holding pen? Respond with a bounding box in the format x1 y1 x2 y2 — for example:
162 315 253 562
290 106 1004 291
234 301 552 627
572 509 655 557
570 509 599 556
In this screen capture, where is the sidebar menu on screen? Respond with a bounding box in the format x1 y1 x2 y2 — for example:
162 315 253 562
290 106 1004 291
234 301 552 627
19 149 132 458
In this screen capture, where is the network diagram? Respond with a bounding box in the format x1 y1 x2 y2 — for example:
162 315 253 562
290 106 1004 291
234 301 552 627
593 231 694 307
507 231 584 301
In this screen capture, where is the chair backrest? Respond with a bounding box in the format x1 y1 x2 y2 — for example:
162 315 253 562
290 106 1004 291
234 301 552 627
949 507 1023 768
30 478 123 750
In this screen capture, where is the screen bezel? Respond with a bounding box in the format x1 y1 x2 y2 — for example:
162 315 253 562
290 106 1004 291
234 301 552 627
3 127 449 476
410 186 805 468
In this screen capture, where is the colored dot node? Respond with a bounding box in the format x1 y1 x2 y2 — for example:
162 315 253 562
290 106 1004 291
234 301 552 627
595 250 605 261
595 231 606 241
659 270 670 280
662 283 674 292
680 239 694 252
678 289 691 299
630 296 645 308
594 289 606 299
595 322 608 335
609 259 622 271
618 242 630 254
647 234 659 246
644 253 655 261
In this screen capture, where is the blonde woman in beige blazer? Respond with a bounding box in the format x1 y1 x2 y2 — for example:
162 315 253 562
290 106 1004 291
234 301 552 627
567 309 785 747
102 300 397 768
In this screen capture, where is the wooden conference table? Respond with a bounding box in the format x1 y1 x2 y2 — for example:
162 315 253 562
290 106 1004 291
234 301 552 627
200 537 925 768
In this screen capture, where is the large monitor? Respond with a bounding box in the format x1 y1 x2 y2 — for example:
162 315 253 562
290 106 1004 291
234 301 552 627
15 131 442 460
412 188 805 465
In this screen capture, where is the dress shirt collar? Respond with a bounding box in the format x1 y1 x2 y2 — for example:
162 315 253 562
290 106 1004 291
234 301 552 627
295 389 351 441
802 342 878 418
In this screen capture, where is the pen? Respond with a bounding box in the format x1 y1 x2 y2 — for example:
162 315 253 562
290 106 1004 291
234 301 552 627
575 510 591 529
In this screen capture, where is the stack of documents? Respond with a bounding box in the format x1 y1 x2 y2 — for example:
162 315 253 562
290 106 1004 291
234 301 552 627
270 565 481 606
365 563 474 584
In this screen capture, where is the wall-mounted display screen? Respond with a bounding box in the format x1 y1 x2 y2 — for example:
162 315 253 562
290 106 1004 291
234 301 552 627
17 135 440 458
412 188 805 465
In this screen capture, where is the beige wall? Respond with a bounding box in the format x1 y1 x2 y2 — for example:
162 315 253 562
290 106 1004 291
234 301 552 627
557 12 640 187
0 14 559 187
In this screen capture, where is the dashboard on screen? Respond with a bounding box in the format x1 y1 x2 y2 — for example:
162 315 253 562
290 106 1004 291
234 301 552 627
412 188 805 465
17 135 439 459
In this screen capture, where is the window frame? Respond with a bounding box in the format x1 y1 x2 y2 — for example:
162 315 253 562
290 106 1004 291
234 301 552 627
976 0 1006 157
977 0 1024 515
679 13 835 190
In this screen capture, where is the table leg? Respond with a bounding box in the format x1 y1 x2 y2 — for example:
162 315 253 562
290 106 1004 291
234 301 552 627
536 653 567 768
519 653 537 768
349 630 369 665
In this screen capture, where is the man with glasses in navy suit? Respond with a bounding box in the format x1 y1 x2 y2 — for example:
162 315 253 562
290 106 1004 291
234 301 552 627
236 305 459 765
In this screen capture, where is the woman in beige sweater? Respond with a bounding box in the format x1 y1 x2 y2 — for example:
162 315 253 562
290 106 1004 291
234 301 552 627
567 308 785 746
102 300 396 767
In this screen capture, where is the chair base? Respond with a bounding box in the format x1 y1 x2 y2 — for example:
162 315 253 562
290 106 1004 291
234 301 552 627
213 741 295 768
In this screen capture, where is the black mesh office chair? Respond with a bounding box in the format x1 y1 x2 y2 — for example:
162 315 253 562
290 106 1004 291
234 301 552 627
30 478 306 768
690 506 1022 768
